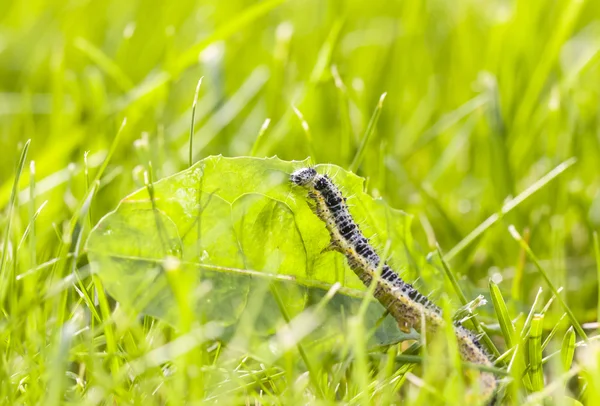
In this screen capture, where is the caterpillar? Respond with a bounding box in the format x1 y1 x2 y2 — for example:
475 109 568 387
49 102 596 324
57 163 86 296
290 167 497 402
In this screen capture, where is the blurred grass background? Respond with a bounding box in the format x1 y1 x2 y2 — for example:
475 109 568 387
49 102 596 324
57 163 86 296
2 0 600 403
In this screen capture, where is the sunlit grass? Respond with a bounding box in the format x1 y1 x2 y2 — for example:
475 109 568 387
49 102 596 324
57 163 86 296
2 0 600 404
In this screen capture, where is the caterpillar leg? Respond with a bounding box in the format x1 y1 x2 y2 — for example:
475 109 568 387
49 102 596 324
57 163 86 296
397 321 411 333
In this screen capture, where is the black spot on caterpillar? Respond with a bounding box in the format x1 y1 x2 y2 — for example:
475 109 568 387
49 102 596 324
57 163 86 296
291 167 497 402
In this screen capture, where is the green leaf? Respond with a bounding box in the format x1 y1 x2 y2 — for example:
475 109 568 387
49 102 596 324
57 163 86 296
86 156 435 334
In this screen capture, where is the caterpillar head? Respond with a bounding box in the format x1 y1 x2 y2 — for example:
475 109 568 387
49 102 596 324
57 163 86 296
290 167 317 186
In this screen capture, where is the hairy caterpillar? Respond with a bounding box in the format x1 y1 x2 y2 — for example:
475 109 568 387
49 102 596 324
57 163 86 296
291 167 497 402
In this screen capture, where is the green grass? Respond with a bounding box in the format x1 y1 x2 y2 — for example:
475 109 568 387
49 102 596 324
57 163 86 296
2 0 600 404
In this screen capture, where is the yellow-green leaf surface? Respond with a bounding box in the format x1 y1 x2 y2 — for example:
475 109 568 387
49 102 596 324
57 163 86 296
86 156 435 335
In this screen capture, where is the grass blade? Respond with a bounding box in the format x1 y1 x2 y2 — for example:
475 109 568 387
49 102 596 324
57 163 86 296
93 118 127 186
542 313 567 351
189 77 204 167
0 139 30 303
561 326 575 371
350 92 387 172
46 321 77 406
445 158 576 261
250 118 271 157
509 225 587 341
526 314 544 391
435 245 501 358
490 280 516 349
512 228 530 303
17 200 48 252
171 0 286 75
595 231 600 329
512 0 585 133
270 282 324 398
309 19 344 83
74 37 134 91
292 105 317 160
331 65 353 162
522 288 544 340
28 160 36 272
404 94 488 158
